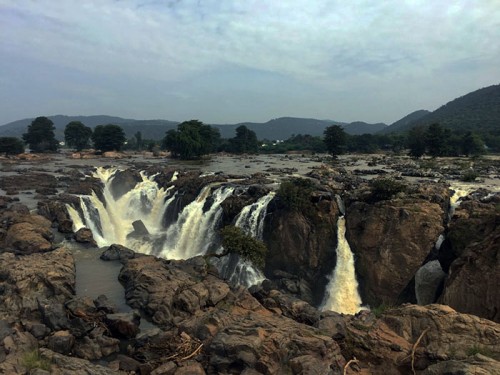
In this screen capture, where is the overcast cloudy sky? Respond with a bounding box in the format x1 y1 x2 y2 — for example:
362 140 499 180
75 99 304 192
1 0 499 126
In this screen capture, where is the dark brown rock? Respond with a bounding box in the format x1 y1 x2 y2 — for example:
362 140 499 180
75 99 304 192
74 227 97 246
264 198 340 305
345 193 446 306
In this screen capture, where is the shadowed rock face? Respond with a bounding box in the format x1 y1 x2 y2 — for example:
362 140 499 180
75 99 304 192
439 194 500 322
345 184 448 307
263 197 340 305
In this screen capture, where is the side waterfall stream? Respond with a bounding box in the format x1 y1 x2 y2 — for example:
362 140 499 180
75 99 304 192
320 216 363 314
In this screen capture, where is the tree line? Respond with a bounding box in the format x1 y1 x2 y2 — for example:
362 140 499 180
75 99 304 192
0 116 491 159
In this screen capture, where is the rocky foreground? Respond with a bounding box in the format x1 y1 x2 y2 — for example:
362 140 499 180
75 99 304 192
0 154 499 374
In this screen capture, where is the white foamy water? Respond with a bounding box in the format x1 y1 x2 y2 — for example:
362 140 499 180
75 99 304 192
320 216 363 314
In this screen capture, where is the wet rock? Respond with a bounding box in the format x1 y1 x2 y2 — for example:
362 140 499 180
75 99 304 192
108 168 142 199
73 327 120 360
105 311 141 339
131 219 149 236
415 260 446 305
74 227 97 246
94 294 117 314
37 198 76 233
100 243 136 261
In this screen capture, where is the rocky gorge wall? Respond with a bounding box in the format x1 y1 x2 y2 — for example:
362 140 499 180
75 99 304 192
0 155 499 374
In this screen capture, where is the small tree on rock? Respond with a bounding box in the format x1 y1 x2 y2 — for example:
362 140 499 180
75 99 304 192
216 225 267 269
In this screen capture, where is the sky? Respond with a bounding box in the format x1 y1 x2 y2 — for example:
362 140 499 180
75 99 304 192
1 0 499 126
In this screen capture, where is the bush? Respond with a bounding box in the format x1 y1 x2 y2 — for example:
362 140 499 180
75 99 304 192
21 349 51 372
0 137 24 155
277 177 316 212
461 169 479 182
370 177 407 201
219 225 267 269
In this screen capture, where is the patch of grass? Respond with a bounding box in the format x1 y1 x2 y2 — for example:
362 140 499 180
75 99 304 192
21 349 51 372
466 345 494 358
371 303 393 318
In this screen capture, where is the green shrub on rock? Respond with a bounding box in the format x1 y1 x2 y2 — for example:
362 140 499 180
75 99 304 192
218 225 267 269
369 177 407 201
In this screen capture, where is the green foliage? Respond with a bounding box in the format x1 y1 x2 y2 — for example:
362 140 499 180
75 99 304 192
64 121 92 151
22 116 59 153
460 169 479 182
371 303 393 318
425 123 448 157
323 125 347 157
407 126 426 158
219 225 267 269
370 178 407 201
91 124 126 152
0 137 24 155
22 349 51 372
228 125 259 153
466 345 494 358
162 120 219 159
461 131 485 157
277 177 316 212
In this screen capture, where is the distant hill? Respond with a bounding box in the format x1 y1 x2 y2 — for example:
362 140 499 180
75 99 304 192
381 84 500 134
0 115 386 141
379 110 430 134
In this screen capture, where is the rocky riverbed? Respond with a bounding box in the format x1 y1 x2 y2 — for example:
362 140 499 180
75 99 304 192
0 151 499 374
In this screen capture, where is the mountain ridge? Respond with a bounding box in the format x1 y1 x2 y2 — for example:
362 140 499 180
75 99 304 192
0 115 387 140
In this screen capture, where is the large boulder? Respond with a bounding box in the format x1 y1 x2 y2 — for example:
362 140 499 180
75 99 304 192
345 184 448 306
0 247 75 320
263 196 340 305
3 213 53 254
329 304 500 374
119 254 346 374
438 193 500 322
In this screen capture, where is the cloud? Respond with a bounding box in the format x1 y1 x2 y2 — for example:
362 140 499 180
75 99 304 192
0 0 499 124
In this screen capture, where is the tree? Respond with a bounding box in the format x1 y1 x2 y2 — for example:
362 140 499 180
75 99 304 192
461 131 485 157
407 126 426 158
323 125 347 157
134 131 143 151
91 124 126 152
64 121 92 151
217 225 267 269
0 137 24 155
228 125 259 153
425 123 448 157
162 120 219 159
22 116 59 153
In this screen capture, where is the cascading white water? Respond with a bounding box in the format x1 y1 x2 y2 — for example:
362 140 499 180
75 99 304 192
320 216 363 314
67 167 175 249
161 185 235 259
218 192 275 287
67 166 277 288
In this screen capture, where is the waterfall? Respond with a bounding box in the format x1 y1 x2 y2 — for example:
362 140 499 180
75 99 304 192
217 192 275 287
161 185 235 259
320 216 363 314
